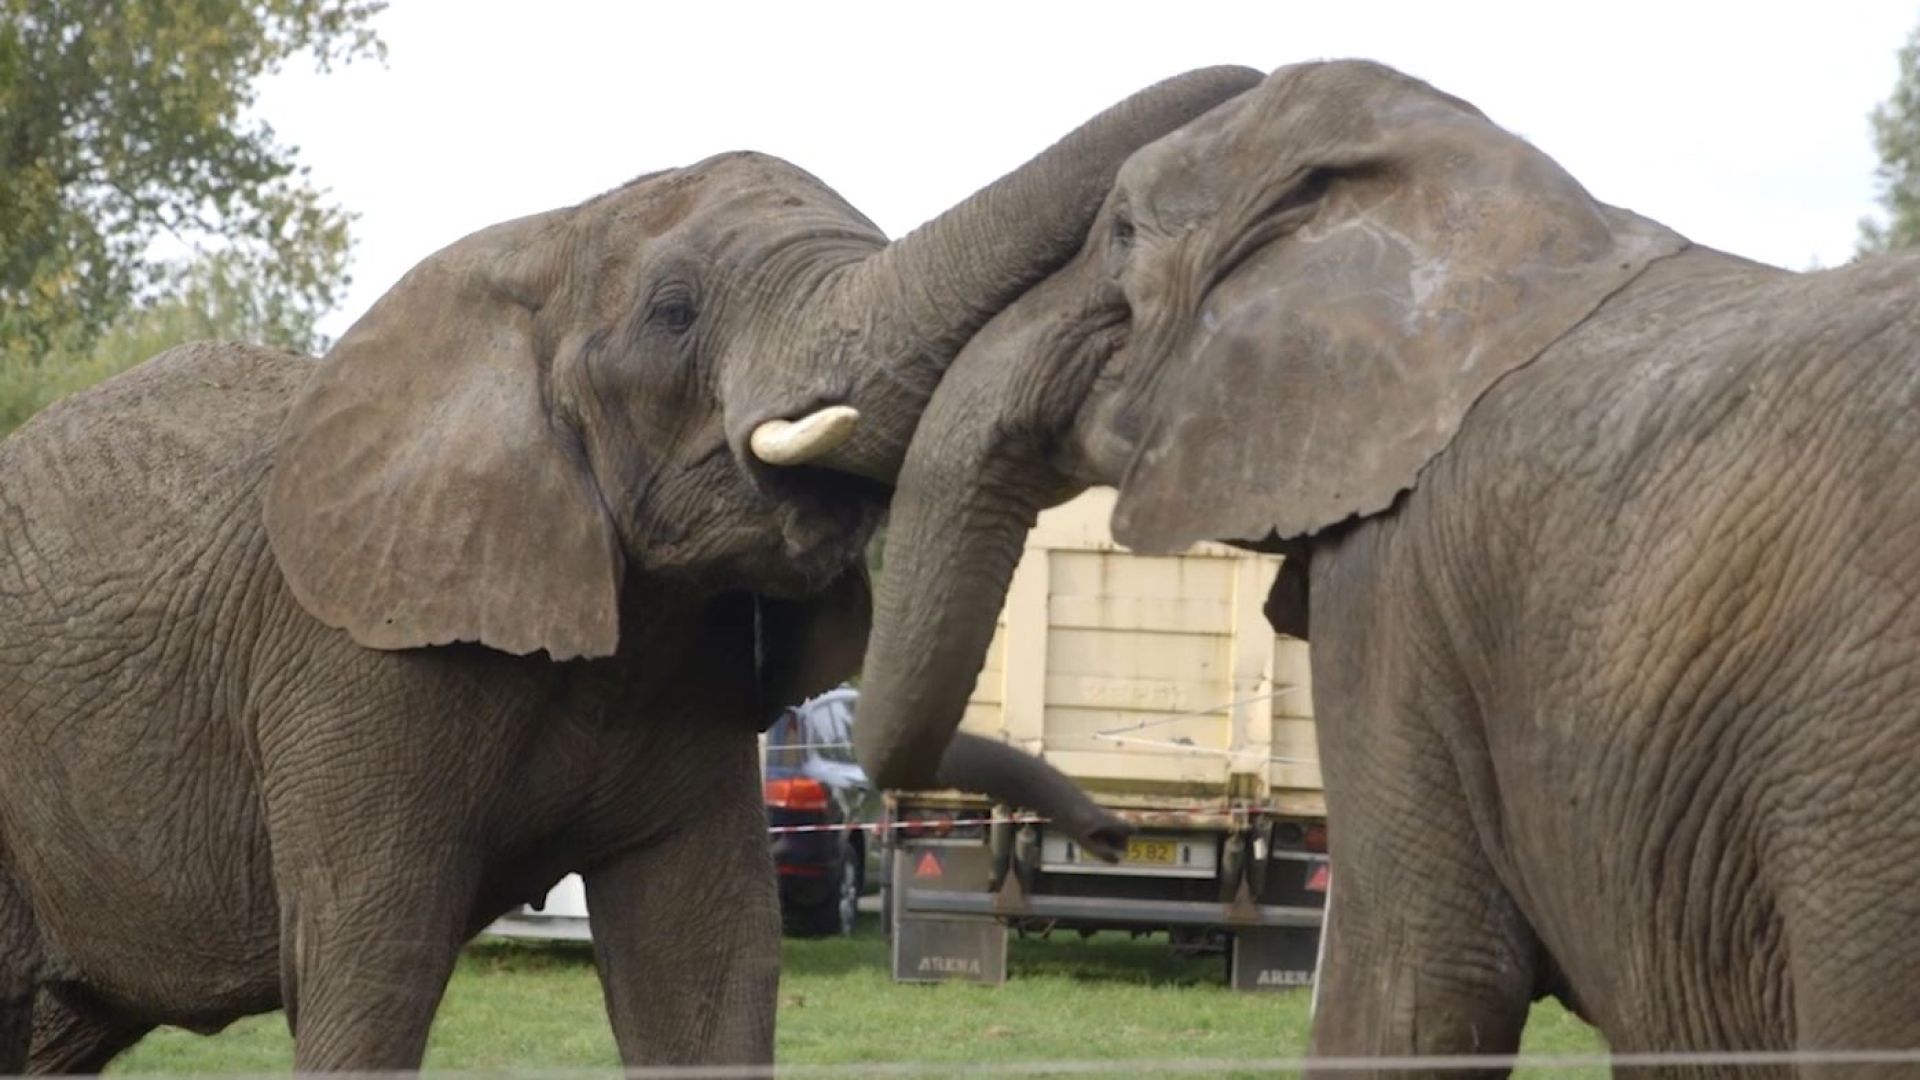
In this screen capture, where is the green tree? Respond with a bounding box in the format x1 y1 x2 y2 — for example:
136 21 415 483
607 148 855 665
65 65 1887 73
1859 15 1920 255
0 0 385 370
0 252 324 433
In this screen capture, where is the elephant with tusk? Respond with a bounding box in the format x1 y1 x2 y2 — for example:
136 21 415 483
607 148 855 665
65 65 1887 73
0 65 1262 1074
749 404 862 467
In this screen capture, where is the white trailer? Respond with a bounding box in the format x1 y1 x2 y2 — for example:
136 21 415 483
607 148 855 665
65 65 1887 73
884 489 1328 991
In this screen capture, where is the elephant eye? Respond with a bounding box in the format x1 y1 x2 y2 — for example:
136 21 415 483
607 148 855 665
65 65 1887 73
1110 214 1136 251
649 295 697 334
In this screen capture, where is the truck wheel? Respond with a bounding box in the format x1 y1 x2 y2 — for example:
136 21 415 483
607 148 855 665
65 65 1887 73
788 844 860 938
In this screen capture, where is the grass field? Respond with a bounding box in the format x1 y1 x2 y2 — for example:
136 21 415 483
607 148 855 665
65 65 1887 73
112 917 1605 1076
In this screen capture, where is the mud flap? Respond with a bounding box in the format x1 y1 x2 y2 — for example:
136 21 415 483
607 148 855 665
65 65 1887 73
891 915 1009 985
1231 926 1320 992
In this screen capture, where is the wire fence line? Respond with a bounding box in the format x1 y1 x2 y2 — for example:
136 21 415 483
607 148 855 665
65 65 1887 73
1091 687 1302 738
767 812 1048 835
49 1047 1920 1078
1089 730 1319 767
765 734 1319 767
769 685 1320 765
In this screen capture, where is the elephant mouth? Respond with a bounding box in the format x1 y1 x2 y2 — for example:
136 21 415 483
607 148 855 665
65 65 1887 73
762 465 888 590
630 441 880 595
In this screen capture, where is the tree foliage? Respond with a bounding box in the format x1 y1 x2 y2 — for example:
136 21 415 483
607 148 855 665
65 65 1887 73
0 0 384 373
1859 15 1920 255
0 253 325 434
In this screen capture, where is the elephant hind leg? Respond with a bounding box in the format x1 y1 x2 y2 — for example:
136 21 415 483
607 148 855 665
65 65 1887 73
27 988 153 1074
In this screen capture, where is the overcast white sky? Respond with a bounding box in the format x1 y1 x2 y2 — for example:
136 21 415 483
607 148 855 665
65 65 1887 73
255 2 1920 341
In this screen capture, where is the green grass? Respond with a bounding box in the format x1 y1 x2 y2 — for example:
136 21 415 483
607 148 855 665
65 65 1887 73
112 918 1604 1076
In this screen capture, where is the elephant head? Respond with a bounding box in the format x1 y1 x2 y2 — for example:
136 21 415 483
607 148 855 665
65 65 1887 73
260 66 1263 662
857 59 1688 787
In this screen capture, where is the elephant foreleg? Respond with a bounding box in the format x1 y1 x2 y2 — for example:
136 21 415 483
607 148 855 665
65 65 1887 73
1309 869 1537 1077
276 853 474 1068
1304 725 1540 1078
1303 545 1543 1077
584 736 780 1068
274 848 475 1073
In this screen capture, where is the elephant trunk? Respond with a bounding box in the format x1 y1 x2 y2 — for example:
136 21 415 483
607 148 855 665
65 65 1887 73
809 65 1262 481
852 306 1081 789
933 733 1131 860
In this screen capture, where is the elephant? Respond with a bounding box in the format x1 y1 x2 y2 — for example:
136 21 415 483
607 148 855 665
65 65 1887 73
854 58 1920 1071
0 65 1262 1074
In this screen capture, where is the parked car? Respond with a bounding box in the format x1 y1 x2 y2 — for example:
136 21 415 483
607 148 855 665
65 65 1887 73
763 684 879 936
486 685 879 943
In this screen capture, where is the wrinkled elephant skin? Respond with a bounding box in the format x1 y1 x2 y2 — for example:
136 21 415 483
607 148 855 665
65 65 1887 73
859 59 1920 1072
0 63 1260 1076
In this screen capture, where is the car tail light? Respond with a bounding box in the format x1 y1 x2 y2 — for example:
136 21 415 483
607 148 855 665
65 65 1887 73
765 777 829 811
1304 824 1328 853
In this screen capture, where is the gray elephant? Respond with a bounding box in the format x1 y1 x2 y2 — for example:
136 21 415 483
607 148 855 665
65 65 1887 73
855 59 1920 1070
0 67 1260 1074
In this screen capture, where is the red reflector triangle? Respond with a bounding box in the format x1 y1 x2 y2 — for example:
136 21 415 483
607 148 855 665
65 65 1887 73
1308 864 1330 891
914 851 943 878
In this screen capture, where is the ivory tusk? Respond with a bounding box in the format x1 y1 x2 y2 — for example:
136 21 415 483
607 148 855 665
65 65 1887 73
749 405 860 466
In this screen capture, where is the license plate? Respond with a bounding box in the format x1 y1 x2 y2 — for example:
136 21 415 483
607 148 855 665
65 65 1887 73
1124 838 1179 865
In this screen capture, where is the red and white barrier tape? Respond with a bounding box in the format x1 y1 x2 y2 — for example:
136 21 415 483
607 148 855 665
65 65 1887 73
767 803 1328 836
767 813 1049 836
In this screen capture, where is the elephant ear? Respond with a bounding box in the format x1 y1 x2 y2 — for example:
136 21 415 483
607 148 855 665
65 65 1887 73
263 211 625 661
755 565 872 717
1110 85 1687 554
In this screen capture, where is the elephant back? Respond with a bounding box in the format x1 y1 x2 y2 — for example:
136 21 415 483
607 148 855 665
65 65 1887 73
0 342 315 638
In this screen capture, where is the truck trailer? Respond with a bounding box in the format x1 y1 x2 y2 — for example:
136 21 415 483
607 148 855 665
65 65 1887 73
883 489 1328 991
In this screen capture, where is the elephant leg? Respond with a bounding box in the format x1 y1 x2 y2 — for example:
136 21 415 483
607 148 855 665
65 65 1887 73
1782 862 1920 1072
1303 708 1540 1078
254 672 500 1072
1308 866 1536 1077
1302 548 1542 1076
1306 714 1535 1061
273 848 475 1073
265 757 479 1073
27 988 152 1074
0 868 40 1075
584 736 780 1068
270 837 476 1068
